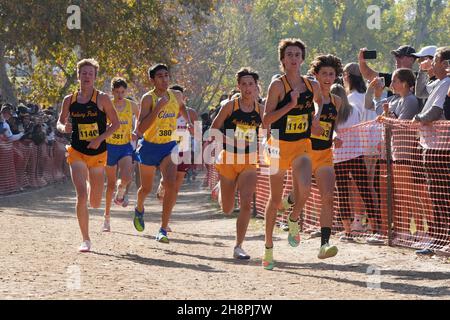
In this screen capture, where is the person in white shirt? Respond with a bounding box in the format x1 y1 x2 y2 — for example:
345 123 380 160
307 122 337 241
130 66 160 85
343 63 377 122
413 47 450 255
332 84 382 244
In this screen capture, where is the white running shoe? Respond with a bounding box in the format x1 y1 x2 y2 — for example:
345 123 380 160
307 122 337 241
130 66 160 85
79 240 91 252
310 230 322 238
102 218 111 232
366 233 385 245
233 246 250 260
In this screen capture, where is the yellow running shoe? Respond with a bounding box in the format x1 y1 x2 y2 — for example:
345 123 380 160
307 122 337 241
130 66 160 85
318 243 338 259
262 247 274 270
287 213 300 247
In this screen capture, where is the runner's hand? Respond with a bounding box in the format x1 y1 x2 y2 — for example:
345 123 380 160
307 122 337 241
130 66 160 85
311 117 324 136
334 137 343 148
64 122 72 133
287 89 300 109
87 137 102 150
156 95 169 109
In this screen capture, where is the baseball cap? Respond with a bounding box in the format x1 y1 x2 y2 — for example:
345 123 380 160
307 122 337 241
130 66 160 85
1 104 13 114
343 62 362 77
411 45 437 58
391 45 416 57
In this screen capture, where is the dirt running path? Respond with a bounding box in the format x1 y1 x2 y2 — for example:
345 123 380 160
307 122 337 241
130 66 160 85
0 176 449 299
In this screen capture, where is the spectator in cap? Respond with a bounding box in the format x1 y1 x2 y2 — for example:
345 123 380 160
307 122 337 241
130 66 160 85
358 45 417 92
413 46 438 102
413 47 450 255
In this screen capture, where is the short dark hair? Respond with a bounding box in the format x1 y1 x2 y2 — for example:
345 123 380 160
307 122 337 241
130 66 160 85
436 47 450 63
236 67 259 84
169 84 184 92
148 64 169 79
111 77 127 90
308 54 343 77
393 68 416 88
278 38 306 66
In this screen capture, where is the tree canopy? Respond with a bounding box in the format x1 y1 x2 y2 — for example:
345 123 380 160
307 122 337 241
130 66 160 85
1 0 448 112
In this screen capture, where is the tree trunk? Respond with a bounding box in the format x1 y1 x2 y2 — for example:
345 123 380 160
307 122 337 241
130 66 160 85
0 44 18 105
414 0 432 48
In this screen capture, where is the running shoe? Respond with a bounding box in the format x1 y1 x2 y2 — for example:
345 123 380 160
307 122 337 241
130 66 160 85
415 248 435 256
101 218 111 232
114 183 126 206
309 230 322 238
79 240 91 253
156 227 169 243
339 234 355 242
233 246 250 260
318 243 338 259
121 194 129 208
133 207 145 232
262 247 274 270
281 194 293 210
366 233 385 245
287 213 300 247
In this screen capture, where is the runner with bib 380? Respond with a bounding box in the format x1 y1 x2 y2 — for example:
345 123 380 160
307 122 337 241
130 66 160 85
133 64 192 244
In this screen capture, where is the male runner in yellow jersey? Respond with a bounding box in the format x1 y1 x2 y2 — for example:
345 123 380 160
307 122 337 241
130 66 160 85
57 58 120 252
134 64 192 243
102 77 139 232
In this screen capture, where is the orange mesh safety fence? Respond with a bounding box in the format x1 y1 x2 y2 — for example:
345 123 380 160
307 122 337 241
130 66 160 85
0 138 70 195
204 119 450 254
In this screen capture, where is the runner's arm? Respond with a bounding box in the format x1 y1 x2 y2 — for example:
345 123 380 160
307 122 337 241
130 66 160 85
137 94 164 134
311 80 324 120
130 100 141 138
57 95 72 133
187 108 198 135
96 93 120 141
210 100 235 146
262 80 296 127
174 91 192 128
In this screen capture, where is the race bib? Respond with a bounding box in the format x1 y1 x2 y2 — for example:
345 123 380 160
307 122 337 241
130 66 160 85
157 125 173 138
235 124 256 143
78 123 99 141
286 115 308 134
311 121 332 141
111 127 127 141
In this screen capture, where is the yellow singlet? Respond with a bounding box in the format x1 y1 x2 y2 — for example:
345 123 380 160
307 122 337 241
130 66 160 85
143 89 179 144
107 99 133 145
